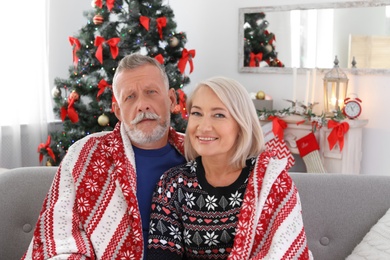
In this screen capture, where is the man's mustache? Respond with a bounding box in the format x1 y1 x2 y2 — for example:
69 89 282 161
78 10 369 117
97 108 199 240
131 112 160 125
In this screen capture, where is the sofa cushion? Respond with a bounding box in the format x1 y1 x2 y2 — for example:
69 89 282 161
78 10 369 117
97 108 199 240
290 173 390 260
0 166 57 259
346 208 390 259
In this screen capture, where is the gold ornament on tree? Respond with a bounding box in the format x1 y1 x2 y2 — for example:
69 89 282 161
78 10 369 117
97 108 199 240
98 114 109 126
169 36 179 47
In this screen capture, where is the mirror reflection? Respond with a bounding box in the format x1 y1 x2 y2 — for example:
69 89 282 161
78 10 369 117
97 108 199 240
239 2 390 74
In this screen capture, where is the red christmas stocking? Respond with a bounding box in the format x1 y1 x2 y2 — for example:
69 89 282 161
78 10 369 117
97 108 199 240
296 132 326 173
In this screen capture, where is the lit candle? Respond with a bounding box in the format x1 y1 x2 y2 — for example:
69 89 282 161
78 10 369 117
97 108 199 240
292 67 297 101
304 70 310 106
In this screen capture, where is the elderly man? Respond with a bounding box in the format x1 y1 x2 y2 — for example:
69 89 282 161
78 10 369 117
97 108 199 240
22 53 186 259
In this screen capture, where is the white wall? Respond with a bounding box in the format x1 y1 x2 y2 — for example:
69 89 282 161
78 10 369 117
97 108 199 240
49 0 390 175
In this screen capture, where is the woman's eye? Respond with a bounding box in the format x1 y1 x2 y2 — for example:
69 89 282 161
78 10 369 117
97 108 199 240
215 113 226 118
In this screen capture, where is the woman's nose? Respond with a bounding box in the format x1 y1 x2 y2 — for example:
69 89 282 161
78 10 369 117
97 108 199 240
197 117 212 131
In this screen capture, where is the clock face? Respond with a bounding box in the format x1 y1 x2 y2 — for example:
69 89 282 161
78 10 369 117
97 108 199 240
343 101 361 119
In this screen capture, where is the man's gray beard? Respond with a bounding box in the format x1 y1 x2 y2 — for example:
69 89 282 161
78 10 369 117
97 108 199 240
126 112 170 145
128 122 169 144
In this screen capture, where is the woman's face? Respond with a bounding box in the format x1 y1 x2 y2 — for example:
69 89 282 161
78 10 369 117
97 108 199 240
187 86 240 161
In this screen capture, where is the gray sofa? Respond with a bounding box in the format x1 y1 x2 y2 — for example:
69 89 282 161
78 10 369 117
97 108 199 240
1 167 390 260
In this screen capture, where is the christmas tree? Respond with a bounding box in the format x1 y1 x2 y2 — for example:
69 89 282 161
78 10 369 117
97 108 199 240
39 0 195 166
243 12 284 67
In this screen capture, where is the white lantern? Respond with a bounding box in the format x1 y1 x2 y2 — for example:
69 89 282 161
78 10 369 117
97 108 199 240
323 56 348 117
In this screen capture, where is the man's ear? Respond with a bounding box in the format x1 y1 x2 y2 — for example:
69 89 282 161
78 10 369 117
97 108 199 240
168 88 177 113
112 101 122 121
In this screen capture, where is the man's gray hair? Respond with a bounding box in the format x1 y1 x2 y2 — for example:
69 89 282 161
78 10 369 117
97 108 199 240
112 53 169 99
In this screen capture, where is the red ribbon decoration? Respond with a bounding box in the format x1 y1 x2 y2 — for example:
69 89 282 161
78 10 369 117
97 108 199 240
97 79 112 100
94 36 120 64
37 136 56 163
327 120 350 151
249 52 263 67
61 94 79 123
154 54 164 64
178 48 196 74
140 16 150 30
268 116 287 141
94 0 102 8
106 0 115 11
69 37 81 68
177 89 187 119
156 17 167 39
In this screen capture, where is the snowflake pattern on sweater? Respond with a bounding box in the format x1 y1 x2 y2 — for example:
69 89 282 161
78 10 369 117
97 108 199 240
147 151 312 260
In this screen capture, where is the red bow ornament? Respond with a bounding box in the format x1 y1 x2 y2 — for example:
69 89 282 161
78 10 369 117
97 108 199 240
61 91 79 123
38 135 56 163
106 0 115 11
94 36 120 64
178 48 196 74
94 0 102 8
268 116 287 141
69 37 81 68
156 17 167 39
154 54 164 64
140 16 150 30
249 52 263 67
327 120 350 151
97 79 112 100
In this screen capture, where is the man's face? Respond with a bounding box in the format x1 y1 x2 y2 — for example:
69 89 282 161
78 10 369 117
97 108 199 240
113 64 176 149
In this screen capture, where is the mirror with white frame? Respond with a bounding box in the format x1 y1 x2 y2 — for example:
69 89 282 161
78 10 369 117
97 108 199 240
238 1 390 74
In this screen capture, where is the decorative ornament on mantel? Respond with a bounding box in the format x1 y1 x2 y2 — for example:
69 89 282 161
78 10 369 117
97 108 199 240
256 90 265 100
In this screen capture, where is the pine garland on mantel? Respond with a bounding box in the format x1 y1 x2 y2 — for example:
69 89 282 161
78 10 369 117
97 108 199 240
256 100 346 132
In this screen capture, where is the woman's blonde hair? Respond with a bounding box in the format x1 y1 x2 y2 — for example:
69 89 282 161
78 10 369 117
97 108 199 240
184 76 265 168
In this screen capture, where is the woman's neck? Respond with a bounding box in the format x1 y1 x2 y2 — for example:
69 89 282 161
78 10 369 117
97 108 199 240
201 157 242 187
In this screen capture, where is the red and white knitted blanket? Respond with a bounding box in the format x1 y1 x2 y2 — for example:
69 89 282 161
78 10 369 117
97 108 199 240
22 122 184 260
228 153 312 260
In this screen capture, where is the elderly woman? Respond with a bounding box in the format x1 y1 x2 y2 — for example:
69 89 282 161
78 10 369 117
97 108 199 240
147 76 312 260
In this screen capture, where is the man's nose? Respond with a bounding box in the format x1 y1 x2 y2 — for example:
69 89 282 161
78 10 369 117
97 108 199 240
136 95 150 112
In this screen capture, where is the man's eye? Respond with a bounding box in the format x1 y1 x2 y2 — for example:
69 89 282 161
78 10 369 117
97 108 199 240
147 90 157 94
190 111 201 116
125 94 135 100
